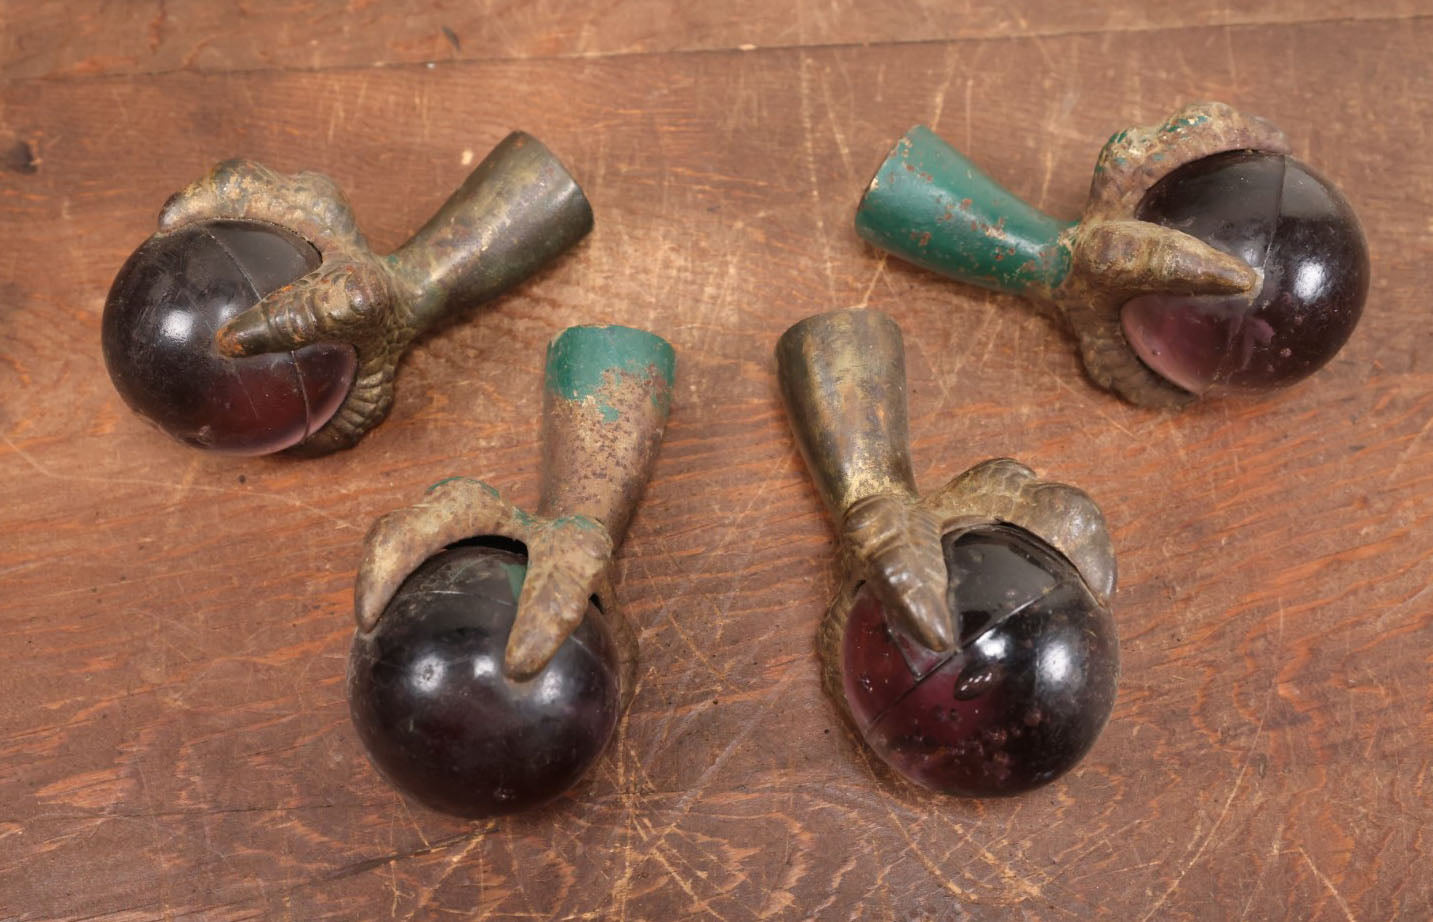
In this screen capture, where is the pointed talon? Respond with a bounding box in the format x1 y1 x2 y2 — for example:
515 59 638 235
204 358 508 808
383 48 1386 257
213 295 302 356
503 594 592 681
843 494 955 653
1075 220 1258 299
216 259 391 355
214 278 324 356
504 520 614 679
157 185 216 231
1024 481 1118 603
868 556 955 651
354 480 526 630
158 159 271 230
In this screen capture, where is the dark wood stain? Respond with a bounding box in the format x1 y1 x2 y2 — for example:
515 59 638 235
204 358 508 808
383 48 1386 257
3 139 38 174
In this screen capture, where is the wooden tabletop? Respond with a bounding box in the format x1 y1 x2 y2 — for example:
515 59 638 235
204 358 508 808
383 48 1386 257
2 3 1430 920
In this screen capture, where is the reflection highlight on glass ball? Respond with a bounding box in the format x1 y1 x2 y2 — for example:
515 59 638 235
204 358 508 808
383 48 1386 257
1121 151 1369 396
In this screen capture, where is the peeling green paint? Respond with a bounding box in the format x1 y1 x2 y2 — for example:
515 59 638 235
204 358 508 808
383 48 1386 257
545 325 676 424
1160 113 1209 133
855 125 1074 295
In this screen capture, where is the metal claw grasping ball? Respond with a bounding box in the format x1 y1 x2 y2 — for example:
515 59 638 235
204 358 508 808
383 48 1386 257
855 102 1369 407
103 132 593 455
347 324 675 818
777 309 1118 796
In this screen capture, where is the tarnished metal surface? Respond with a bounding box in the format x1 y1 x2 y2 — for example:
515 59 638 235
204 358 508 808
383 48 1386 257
157 131 593 454
854 102 1291 409
354 324 674 696
775 310 918 516
775 309 1116 716
539 325 677 546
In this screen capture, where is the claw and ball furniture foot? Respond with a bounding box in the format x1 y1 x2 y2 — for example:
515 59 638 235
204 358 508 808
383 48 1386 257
777 309 1118 796
855 102 1369 407
347 325 674 817
102 132 593 455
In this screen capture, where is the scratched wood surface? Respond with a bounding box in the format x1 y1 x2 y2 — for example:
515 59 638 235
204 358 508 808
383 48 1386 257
1 4 1431 920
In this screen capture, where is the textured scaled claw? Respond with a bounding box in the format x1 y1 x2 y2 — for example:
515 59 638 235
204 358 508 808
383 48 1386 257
284 368 394 457
504 517 615 680
158 159 273 231
1086 101 1291 219
932 457 1025 502
353 479 528 632
925 459 1117 603
215 259 394 356
157 158 365 254
843 493 955 652
214 253 404 454
1073 219 1258 300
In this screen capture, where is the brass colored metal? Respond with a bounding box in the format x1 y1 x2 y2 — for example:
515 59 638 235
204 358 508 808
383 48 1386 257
775 309 1116 703
158 132 594 454
775 309 919 515
777 309 950 652
354 324 674 688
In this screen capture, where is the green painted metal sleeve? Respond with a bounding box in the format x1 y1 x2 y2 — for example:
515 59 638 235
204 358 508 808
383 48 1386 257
545 324 676 419
854 125 1074 295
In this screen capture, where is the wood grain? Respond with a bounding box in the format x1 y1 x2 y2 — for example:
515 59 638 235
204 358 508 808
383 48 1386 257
1 7 1431 921
0 0 1424 80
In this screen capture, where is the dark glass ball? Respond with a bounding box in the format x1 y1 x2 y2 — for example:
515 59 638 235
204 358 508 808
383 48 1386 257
348 543 622 818
842 524 1118 797
102 219 357 455
1121 150 1369 395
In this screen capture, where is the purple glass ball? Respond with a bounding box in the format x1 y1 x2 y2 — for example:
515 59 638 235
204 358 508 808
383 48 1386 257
348 543 622 818
102 220 356 455
841 524 1118 797
1120 150 1369 395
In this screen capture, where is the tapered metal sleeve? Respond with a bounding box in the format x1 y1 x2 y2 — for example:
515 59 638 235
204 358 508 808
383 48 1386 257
855 125 1073 296
394 132 595 329
775 309 919 521
537 325 676 546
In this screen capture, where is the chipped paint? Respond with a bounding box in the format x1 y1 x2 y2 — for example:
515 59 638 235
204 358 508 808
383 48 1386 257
855 124 1074 295
545 324 677 424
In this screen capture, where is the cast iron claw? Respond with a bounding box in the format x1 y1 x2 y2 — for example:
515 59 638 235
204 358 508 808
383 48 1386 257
347 324 673 817
777 309 1119 796
136 131 592 455
855 101 1369 407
